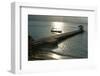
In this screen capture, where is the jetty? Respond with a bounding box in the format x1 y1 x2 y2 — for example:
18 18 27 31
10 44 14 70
31 25 84 47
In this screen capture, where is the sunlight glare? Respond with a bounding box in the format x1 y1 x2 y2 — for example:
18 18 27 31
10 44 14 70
50 53 61 59
51 22 64 31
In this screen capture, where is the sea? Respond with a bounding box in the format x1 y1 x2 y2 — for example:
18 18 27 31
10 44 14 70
28 20 88 59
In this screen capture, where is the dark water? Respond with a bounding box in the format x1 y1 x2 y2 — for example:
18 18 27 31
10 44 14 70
28 21 88 59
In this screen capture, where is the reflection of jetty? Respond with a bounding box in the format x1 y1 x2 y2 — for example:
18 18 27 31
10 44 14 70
31 25 84 47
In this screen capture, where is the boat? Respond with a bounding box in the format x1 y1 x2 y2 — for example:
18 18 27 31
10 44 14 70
51 28 62 33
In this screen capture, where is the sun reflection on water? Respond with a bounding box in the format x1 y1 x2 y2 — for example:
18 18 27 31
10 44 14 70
51 22 64 33
48 53 61 59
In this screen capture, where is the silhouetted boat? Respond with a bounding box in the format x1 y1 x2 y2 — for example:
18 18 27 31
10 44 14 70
51 28 62 33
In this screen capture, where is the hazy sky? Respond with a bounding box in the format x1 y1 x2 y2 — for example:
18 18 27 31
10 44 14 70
28 15 88 24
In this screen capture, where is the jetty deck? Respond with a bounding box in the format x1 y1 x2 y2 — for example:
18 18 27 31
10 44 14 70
31 26 84 47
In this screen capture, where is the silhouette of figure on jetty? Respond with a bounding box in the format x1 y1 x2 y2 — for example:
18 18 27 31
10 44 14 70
78 25 84 32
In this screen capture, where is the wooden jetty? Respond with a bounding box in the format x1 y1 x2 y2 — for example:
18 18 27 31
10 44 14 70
31 25 84 47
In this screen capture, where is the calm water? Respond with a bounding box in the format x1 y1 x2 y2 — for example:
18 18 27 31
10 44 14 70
28 21 88 58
